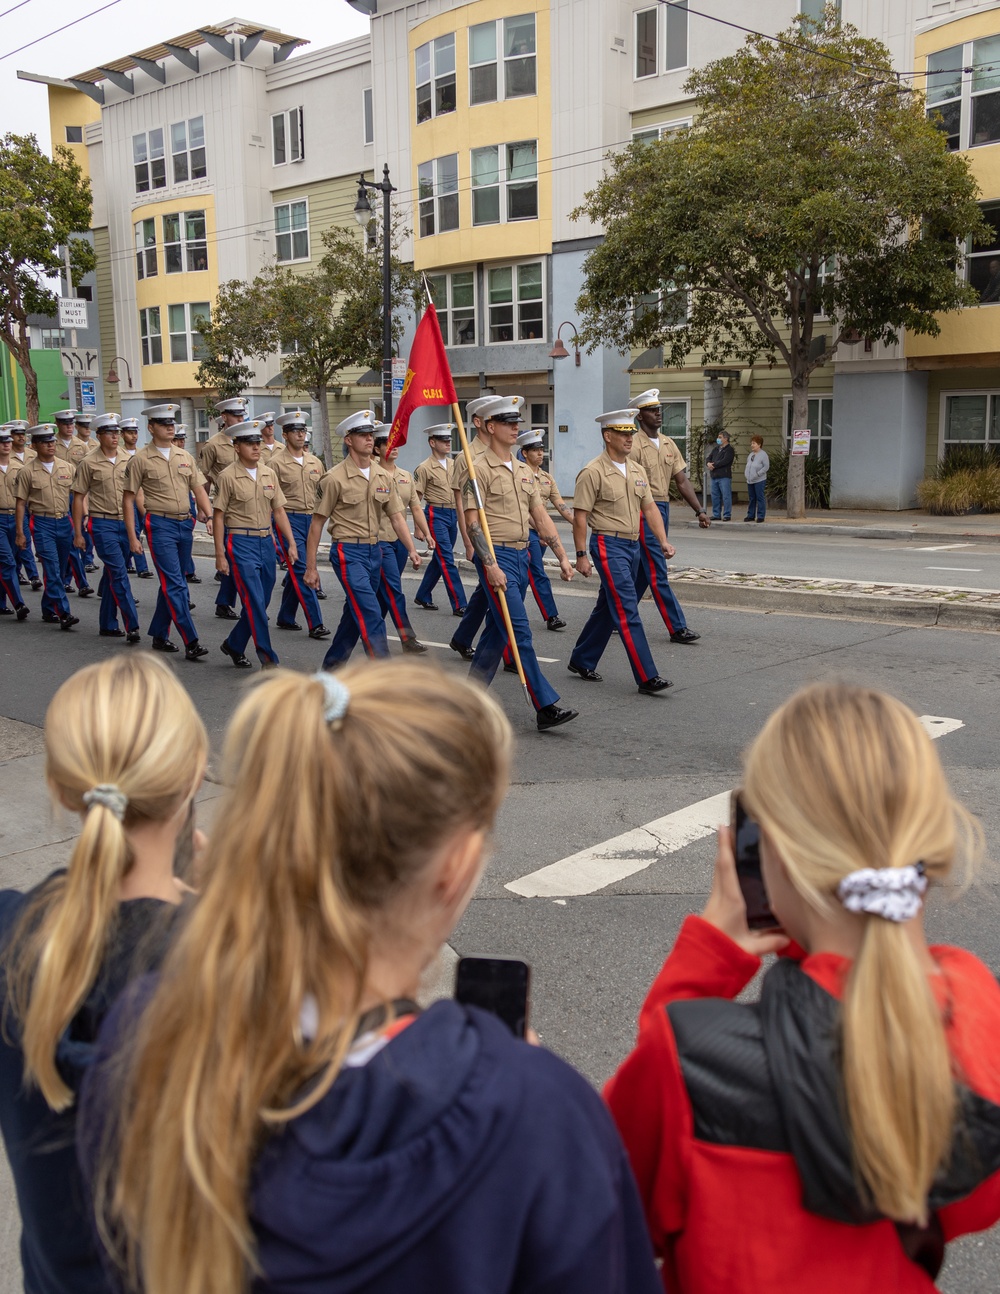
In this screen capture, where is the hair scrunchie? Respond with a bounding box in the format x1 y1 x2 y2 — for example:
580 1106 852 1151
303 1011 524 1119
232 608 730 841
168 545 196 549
837 862 927 923
314 672 350 727
82 783 129 822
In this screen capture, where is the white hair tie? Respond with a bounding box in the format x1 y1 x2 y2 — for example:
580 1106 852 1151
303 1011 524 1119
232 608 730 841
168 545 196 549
837 863 927 923
314 671 350 726
82 784 129 822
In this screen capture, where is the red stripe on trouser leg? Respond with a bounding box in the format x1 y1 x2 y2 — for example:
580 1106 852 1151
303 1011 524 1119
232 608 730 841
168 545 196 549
526 562 549 618
274 526 315 630
639 518 676 633
144 513 191 644
226 534 260 648
380 568 405 631
337 543 373 655
429 505 463 610
596 535 646 680
482 571 542 710
91 518 123 620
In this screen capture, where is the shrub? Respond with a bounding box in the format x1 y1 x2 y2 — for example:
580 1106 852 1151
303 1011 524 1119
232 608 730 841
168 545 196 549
766 449 831 509
940 444 1000 477
918 463 1000 514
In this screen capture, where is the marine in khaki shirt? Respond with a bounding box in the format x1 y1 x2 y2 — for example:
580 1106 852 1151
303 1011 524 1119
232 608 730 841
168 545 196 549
312 457 405 544
67 435 96 466
72 447 128 520
0 457 22 513
375 462 430 545
413 451 456 507
213 459 287 531
13 454 75 518
627 394 710 527
268 444 326 513
122 443 211 528
198 429 237 489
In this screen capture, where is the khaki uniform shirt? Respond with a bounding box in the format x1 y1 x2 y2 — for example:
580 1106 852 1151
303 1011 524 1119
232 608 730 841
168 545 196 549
629 432 671 502
260 439 280 458
73 451 128 517
198 431 236 489
528 467 567 533
214 462 286 530
13 457 75 517
12 450 35 467
455 447 541 546
413 455 455 507
68 437 96 466
0 460 23 511
53 437 75 462
377 468 415 542
269 446 325 513
573 452 650 542
315 458 403 543
123 445 205 517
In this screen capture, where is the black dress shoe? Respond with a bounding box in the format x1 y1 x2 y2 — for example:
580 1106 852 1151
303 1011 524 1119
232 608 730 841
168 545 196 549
449 638 475 660
316 588 327 600
99 628 125 638
152 636 178 653
137 570 154 580
414 599 437 611
185 641 209 661
15 605 29 621
188 601 196 609
536 704 579 732
30 578 43 591
220 640 251 668
400 637 428 654
59 613 79 631
214 571 223 582
186 574 202 584
453 607 467 618
18 576 28 587
78 587 94 598
85 562 97 573
276 621 302 631
546 615 566 631
126 630 140 644
503 661 518 674
42 613 60 624
215 605 239 621
669 628 700 644
637 675 673 695
308 625 331 640
567 662 602 682
0 608 12 616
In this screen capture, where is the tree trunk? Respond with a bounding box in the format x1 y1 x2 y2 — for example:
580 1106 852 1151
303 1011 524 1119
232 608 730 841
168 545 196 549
786 376 809 520
313 383 331 467
1 316 39 425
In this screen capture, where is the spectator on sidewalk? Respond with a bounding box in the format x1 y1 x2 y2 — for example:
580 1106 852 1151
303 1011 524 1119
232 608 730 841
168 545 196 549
706 431 735 520
0 655 207 1294
606 681 1000 1294
743 436 769 523
81 661 659 1294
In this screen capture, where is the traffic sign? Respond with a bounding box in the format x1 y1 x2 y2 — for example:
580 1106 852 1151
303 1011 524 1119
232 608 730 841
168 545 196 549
80 380 96 410
58 297 89 329
60 347 100 376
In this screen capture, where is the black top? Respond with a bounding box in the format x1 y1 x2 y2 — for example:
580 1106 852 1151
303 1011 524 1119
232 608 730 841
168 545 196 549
707 443 735 478
0 874 186 1294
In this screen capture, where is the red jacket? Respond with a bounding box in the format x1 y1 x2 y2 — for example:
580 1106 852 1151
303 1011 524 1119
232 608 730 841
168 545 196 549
605 915 1000 1293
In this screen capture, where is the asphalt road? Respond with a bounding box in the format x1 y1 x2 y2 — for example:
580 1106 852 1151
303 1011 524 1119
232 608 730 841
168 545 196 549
1 548 999 1292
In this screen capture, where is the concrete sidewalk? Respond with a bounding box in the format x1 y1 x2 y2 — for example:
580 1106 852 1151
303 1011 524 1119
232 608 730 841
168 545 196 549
677 507 1000 544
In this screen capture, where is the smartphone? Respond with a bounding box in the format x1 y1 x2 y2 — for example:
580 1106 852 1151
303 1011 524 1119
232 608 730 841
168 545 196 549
454 956 530 1038
731 791 781 931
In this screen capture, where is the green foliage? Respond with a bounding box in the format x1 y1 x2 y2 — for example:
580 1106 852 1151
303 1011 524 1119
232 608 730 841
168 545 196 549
918 465 1000 514
938 444 1000 476
0 134 95 423
766 449 832 509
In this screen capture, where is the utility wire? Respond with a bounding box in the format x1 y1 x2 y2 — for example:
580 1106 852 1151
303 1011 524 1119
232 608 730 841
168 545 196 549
0 0 122 61
0 0 40 21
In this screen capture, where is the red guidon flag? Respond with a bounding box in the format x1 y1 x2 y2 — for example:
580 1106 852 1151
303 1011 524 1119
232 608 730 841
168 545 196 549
387 304 457 453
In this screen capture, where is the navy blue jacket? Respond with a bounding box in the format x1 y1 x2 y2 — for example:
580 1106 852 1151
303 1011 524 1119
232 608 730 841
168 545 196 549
0 878 182 1294
81 994 660 1294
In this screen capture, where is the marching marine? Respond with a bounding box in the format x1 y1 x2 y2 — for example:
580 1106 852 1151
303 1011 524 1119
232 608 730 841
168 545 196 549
13 425 79 629
269 410 329 639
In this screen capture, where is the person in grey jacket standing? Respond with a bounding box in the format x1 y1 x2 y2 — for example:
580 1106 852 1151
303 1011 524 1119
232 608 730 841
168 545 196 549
744 436 769 523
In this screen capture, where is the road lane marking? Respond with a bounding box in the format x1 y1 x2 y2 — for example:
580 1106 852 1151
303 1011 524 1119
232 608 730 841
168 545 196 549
505 716 964 898
915 543 974 552
926 566 982 572
387 634 558 663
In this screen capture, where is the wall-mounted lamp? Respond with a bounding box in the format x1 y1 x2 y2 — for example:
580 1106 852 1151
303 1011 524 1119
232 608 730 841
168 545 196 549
549 321 581 367
105 355 132 388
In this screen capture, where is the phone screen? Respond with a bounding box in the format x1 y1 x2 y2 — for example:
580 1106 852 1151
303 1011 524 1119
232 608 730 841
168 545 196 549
454 956 530 1038
731 791 781 931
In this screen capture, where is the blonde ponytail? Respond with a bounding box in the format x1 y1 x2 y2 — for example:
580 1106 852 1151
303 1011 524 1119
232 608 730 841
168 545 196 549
743 683 981 1224
7 655 207 1110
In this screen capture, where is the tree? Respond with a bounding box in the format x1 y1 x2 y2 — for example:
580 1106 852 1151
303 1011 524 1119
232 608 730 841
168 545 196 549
0 135 96 425
574 11 988 516
196 216 421 464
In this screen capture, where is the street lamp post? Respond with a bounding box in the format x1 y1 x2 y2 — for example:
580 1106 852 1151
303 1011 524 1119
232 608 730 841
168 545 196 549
354 164 396 423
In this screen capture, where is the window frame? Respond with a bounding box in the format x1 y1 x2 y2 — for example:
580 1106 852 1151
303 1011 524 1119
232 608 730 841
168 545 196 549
925 37 1000 152
967 202 1000 304
134 218 157 280
426 269 477 346
783 394 834 461
169 116 207 185
660 398 691 467
486 259 546 345
471 140 539 226
37 327 62 349
634 7 658 81
635 280 691 330
271 107 305 167
937 389 1000 459
417 155 460 238
415 33 457 124
65 125 83 144
363 87 374 145
132 128 165 193
665 0 689 73
274 199 310 264
468 15 536 107
167 301 212 365
631 118 693 145
139 307 162 365
161 210 208 274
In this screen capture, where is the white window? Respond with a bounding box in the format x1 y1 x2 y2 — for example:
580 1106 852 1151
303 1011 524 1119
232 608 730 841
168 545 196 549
133 128 165 193
195 407 212 440
170 116 206 184
967 204 1000 303
661 399 690 465
487 262 544 343
784 395 833 461
134 218 157 280
635 281 690 329
162 211 207 273
926 37 1000 151
427 270 476 345
417 155 459 237
363 87 374 144
469 14 536 105
666 0 688 72
471 141 538 225
139 307 162 365
632 119 692 145
415 34 456 123
37 327 62 349
800 0 841 23
940 392 1000 459
274 200 309 263
635 8 657 79
167 302 211 363
272 108 304 166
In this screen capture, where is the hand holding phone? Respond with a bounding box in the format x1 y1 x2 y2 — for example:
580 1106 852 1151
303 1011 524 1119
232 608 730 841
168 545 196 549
454 956 530 1038
731 791 781 931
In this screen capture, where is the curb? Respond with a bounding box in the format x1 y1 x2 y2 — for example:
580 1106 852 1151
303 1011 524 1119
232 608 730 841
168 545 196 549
680 519 1000 545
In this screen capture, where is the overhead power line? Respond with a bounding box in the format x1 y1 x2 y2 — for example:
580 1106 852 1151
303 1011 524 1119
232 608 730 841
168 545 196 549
0 0 122 62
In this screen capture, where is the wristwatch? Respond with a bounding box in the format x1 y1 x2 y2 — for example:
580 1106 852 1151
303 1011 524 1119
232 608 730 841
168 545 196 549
575 549 587 558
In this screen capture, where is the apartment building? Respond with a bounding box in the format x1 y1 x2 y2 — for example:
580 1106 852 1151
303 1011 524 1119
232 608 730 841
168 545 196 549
17 1 1000 501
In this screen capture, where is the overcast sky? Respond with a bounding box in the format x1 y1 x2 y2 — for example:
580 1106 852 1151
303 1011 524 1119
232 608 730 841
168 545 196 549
1 1 371 148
